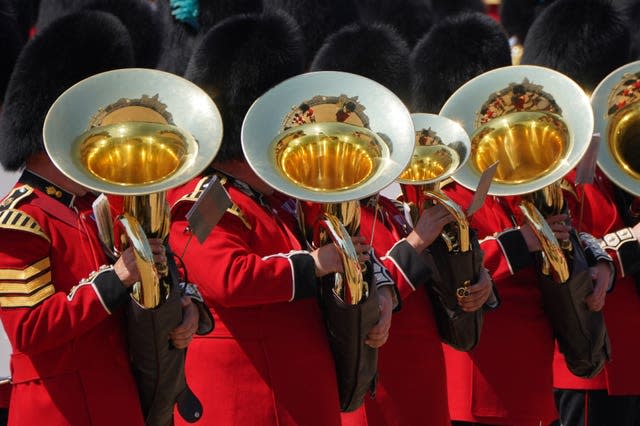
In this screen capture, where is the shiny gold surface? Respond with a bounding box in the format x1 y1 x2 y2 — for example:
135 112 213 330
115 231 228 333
609 104 640 180
398 145 458 182
275 122 384 192
471 112 570 184
520 200 569 283
78 122 193 186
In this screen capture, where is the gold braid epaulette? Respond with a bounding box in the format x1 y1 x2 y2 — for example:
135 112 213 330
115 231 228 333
174 176 251 230
0 185 51 242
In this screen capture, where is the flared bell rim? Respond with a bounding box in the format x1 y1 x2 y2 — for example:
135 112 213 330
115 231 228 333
397 113 471 186
241 71 415 204
43 68 223 196
440 65 593 196
591 59 640 197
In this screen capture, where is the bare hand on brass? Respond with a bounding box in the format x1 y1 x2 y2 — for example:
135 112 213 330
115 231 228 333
148 238 168 276
407 205 454 253
365 286 393 348
458 269 493 312
113 247 142 287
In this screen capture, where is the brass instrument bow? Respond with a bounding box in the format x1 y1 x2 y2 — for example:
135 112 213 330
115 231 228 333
441 65 594 283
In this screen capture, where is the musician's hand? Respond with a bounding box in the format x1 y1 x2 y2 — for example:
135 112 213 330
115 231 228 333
520 214 571 252
310 237 371 277
148 238 167 266
169 296 199 349
113 247 141 287
547 214 571 242
365 286 393 348
458 268 493 312
406 205 454 253
585 262 610 312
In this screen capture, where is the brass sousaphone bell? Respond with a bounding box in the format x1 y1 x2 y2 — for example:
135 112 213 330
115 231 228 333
43 68 223 307
591 59 640 198
441 65 594 284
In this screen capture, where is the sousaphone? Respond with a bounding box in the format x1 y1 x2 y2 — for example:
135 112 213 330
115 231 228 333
242 71 414 411
441 65 609 378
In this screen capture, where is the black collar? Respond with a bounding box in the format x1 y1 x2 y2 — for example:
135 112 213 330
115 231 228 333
19 170 76 208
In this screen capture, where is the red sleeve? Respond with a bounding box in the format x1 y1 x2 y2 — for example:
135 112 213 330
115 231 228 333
169 205 317 309
0 229 127 355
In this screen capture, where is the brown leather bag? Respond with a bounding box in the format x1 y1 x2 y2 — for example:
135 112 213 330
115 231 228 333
536 232 610 378
318 265 380 412
425 230 494 352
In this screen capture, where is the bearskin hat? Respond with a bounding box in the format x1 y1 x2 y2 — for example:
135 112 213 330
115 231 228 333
429 0 485 20
155 0 263 76
311 23 411 105
35 0 162 68
1 0 24 102
411 11 511 113
0 11 135 171
356 0 432 48
264 0 359 66
521 0 630 92
185 11 304 163
499 0 557 43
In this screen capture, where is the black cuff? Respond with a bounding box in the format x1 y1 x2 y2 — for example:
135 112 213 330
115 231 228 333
388 239 432 288
91 267 129 313
602 228 640 276
496 228 533 273
291 253 318 301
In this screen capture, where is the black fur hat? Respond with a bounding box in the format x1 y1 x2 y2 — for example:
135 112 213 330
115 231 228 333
155 0 263 76
1 0 24 102
36 0 162 68
499 0 556 43
521 0 630 92
0 11 135 171
185 11 304 163
356 0 432 48
411 11 511 113
7 0 39 41
311 23 411 105
429 0 485 20
264 0 359 66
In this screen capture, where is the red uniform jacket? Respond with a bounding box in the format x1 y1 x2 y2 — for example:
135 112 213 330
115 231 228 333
553 169 640 395
0 173 144 426
168 175 343 426
354 198 450 426
441 183 558 425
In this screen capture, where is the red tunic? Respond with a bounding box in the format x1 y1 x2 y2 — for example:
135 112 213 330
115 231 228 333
354 199 450 426
0 180 144 426
441 183 558 425
168 176 342 426
552 169 640 395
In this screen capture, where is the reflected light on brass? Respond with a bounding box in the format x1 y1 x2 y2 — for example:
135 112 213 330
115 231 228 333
609 104 640 180
274 122 385 192
471 112 570 184
398 145 459 182
77 122 195 187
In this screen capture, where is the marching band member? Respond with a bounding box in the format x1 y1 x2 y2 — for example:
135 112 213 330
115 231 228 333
0 12 168 426
167 12 381 425
523 0 640 423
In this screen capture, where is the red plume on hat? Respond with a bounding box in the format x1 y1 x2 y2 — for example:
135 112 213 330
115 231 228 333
185 10 304 163
1 0 25 102
0 11 135 170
